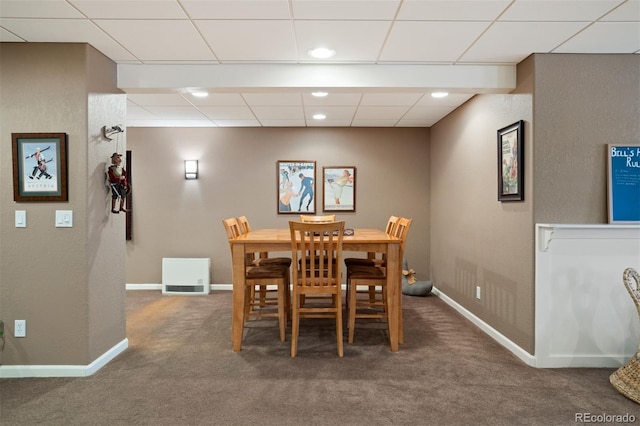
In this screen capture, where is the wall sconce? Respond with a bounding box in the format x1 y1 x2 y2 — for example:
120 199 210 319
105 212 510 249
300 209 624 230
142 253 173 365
184 160 198 179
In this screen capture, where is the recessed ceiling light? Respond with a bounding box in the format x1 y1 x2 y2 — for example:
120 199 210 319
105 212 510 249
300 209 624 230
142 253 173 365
308 48 335 59
431 92 449 98
191 91 209 98
313 113 326 120
312 91 328 97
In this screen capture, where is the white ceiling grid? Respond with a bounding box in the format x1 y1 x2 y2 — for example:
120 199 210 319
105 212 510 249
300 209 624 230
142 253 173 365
0 0 638 128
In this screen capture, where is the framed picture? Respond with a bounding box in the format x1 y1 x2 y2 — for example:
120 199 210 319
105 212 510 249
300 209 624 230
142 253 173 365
323 166 356 212
497 120 524 201
277 160 316 214
12 133 68 202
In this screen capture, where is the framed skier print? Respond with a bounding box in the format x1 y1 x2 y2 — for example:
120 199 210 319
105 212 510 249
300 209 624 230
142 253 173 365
12 133 68 202
277 160 316 214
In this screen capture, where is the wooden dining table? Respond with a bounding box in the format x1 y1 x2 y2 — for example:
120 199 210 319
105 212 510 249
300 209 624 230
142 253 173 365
229 228 403 352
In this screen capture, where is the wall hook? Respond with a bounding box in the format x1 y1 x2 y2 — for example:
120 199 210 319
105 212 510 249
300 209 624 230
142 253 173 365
102 125 124 141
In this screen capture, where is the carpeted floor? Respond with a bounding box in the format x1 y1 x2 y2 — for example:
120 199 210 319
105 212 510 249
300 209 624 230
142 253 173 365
1 290 637 425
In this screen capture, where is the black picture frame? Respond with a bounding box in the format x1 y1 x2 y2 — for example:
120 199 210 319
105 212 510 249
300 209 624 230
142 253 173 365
277 160 316 214
497 120 524 201
323 166 356 212
12 133 68 202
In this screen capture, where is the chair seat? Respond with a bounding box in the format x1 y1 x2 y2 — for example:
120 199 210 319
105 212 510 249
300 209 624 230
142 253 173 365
254 257 292 267
348 265 386 278
344 258 376 267
246 265 288 279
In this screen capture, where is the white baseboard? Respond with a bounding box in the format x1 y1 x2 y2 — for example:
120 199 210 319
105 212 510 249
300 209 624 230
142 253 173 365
0 338 128 378
432 287 537 367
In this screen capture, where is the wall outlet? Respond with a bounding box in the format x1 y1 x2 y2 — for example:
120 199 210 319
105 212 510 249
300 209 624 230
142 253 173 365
15 320 26 338
476 286 481 300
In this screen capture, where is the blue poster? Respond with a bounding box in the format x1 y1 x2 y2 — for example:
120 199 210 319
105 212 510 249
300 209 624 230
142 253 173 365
608 145 640 223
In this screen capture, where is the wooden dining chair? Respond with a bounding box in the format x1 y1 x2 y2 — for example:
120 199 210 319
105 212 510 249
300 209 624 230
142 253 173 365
344 215 399 268
289 220 345 357
222 217 290 342
346 217 412 344
299 214 336 223
236 216 292 311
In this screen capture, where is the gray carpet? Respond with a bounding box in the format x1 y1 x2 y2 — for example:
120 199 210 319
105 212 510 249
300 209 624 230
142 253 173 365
1 290 637 425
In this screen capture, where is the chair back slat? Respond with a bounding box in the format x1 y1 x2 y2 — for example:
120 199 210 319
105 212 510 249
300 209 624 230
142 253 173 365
299 214 336 223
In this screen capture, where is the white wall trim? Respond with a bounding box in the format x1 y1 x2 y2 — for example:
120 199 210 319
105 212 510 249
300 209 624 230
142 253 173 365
0 338 128 378
432 287 537 367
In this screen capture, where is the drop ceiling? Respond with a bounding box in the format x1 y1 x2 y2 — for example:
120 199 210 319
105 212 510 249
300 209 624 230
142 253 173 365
1 0 638 128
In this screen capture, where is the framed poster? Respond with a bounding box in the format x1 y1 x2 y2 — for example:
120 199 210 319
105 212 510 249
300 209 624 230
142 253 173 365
277 160 316 214
12 133 68 202
497 120 524 201
607 144 640 223
323 166 356 212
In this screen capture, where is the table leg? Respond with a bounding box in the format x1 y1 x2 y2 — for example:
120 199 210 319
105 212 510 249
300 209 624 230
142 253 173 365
386 243 400 352
231 243 247 352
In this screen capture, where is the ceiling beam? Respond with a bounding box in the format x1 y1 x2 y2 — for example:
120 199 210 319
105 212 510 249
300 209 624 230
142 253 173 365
118 63 516 94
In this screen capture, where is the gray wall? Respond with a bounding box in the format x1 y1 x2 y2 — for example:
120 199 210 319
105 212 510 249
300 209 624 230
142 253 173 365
0 43 127 366
1 46 637 367
125 127 431 285
429 53 640 354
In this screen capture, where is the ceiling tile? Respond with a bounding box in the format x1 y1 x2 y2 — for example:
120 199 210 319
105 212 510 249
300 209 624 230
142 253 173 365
0 26 22 41
214 119 262 127
144 106 209 119
361 92 423 106
352 119 400 127
181 0 292 19
126 119 216 127
292 0 400 20
402 105 457 120
380 21 490 63
0 18 138 61
302 92 362 105
499 0 626 21
95 19 216 61
199 106 256 120
242 93 303 106
0 0 85 18
600 0 640 22
195 20 297 62
257 119 306 127
187 93 247 106
414 93 474 107
127 93 192 106
396 0 511 21
70 1 188 19
554 22 640 53
460 21 590 63
354 106 411 120
304 106 357 120
252 106 305 120
295 20 392 62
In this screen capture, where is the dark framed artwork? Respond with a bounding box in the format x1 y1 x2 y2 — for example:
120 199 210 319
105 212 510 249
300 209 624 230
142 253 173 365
12 133 68 202
277 160 316 214
323 166 356 212
497 120 524 201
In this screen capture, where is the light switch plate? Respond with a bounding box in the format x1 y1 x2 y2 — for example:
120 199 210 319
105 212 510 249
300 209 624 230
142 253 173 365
15 210 26 227
55 210 73 228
